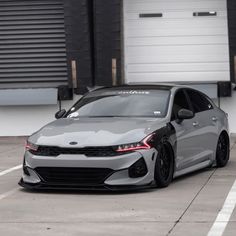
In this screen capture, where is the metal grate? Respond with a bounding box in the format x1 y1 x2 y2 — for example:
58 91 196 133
35 167 114 185
0 0 68 89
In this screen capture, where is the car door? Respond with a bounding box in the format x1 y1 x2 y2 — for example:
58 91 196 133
171 89 201 171
185 89 218 162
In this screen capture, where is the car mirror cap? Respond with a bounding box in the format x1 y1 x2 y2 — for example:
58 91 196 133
55 109 66 119
176 109 194 123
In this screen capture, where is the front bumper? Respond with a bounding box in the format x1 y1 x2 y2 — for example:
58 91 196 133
19 178 154 191
20 148 157 190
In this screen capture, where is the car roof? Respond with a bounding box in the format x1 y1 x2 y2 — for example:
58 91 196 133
93 83 185 92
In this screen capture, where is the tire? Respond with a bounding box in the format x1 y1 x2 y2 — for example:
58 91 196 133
154 143 174 188
216 132 230 167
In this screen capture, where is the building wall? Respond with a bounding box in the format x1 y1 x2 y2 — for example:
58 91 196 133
1 0 236 137
93 0 122 86
0 0 93 136
221 92 236 133
0 95 81 137
64 0 94 91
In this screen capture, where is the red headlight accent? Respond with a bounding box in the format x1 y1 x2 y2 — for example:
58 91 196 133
25 141 38 152
116 134 155 153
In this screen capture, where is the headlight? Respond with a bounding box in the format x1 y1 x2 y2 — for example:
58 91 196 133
25 141 38 152
116 133 155 153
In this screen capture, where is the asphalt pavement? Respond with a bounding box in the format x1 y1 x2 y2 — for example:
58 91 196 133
0 137 236 236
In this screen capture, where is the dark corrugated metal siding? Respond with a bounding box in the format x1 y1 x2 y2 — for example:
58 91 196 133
227 0 236 83
0 0 68 89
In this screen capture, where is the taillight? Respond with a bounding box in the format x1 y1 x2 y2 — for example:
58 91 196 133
25 141 38 152
116 134 155 153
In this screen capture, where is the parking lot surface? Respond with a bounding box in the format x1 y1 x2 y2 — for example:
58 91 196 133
0 137 236 236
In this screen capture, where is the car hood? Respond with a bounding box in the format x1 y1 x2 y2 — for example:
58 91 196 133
29 117 167 147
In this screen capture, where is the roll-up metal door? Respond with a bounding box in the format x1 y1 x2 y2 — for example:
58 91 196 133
123 0 230 84
0 0 68 89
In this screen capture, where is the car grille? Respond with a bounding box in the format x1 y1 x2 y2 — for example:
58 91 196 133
35 167 114 185
30 146 119 157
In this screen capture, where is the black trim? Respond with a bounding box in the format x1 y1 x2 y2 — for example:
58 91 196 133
193 12 217 17
28 145 124 157
139 13 163 18
218 81 232 97
35 167 114 185
128 158 148 178
58 85 73 100
19 178 154 191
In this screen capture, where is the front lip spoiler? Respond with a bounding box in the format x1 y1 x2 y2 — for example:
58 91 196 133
18 178 154 192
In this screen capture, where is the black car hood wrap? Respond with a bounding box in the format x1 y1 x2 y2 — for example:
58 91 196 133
29 117 167 147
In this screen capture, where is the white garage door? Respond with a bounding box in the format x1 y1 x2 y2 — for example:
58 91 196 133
123 0 230 83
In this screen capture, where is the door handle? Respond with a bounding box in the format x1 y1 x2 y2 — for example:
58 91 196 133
193 121 199 127
212 116 218 122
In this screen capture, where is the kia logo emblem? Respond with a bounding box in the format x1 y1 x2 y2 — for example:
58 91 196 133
69 141 78 145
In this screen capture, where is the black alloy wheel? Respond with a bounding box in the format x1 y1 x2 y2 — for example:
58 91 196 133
216 133 229 167
155 143 174 188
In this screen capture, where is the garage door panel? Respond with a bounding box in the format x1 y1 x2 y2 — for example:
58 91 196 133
0 29 65 35
124 0 230 83
127 45 229 57
126 19 227 30
127 63 229 73
0 1 62 7
0 58 67 64
0 53 66 59
125 11 227 20
0 5 63 11
127 71 229 83
0 34 65 40
0 14 64 21
127 54 229 64
0 43 66 49
0 19 65 26
0 9 64 16
126 36 228 46
126 27 227 37
0 62 67 68
125 0 226 12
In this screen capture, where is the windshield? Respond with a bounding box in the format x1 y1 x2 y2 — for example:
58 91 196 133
67 89 170 118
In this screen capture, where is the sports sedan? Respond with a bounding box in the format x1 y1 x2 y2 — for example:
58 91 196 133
19 84 230 190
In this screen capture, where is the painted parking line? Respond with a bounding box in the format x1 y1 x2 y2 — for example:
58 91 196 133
0 188 19 201
0 165 22 177
207 179 236 236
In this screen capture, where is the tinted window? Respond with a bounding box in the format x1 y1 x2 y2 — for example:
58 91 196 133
172 90 190 120
186 89 213 113
67 89 170 118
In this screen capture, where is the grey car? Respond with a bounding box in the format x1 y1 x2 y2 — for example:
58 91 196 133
19 84 230 190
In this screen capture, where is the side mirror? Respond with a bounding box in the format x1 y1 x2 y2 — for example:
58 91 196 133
55 109 66 119
177 109 194 123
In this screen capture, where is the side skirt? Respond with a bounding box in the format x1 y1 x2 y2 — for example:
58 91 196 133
173 160 213 178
